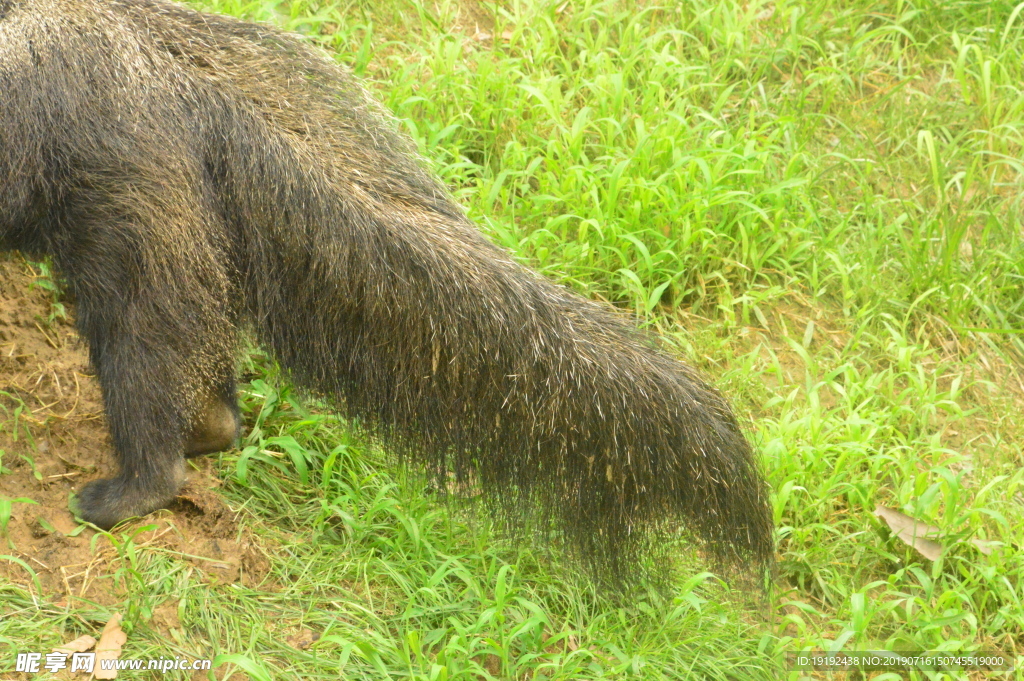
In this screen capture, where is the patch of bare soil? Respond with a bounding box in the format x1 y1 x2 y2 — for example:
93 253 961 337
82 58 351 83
0 255 270 606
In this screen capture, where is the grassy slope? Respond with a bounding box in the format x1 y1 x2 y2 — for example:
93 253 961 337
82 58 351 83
3 0 1024 678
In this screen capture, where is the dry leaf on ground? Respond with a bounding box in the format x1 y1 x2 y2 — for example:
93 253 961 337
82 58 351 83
51 634 97 655
94 612 128 680
874 505 943 561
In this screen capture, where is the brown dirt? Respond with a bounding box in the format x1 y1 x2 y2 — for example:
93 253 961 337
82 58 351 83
0 255 270 607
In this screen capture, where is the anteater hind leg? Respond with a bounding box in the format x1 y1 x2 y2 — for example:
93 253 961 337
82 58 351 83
66 222 236 530
74 342 227 529
75 320 236 528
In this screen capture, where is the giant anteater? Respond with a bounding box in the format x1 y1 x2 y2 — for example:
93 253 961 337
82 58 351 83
0 0 773 583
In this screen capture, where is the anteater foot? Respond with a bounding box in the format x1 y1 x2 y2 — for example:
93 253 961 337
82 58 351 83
77 466 185 529
186 395 241 458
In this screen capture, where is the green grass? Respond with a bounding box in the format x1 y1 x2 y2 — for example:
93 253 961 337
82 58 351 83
4 0 1024 678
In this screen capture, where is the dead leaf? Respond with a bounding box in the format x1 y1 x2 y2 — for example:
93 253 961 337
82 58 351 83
51 634 96 655
94 612 128 679
970 538 997 556
874 505 943 561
